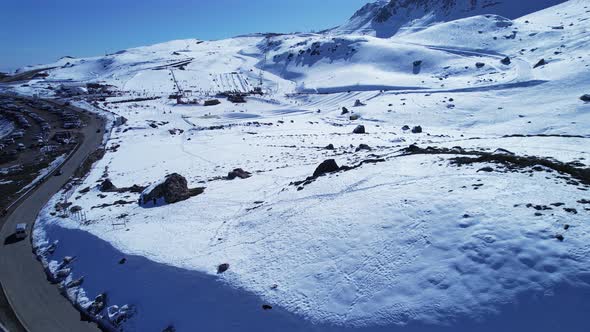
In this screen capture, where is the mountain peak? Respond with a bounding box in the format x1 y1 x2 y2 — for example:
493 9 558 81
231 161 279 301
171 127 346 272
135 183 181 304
332 0 568 38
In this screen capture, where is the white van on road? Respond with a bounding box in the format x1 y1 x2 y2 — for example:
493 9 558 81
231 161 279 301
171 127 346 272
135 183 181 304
15 223 28 239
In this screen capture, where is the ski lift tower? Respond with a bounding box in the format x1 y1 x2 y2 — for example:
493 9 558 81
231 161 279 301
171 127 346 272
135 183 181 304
170 68 184 103
257 35 273 92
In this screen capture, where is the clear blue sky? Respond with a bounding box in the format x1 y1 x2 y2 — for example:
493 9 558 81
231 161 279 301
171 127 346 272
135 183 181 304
0 0 370 72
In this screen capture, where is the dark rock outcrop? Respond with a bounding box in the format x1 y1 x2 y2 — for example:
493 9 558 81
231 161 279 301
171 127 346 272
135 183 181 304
313 159 340 177
100 179 116 192
341 107 349 115
227 168 252 180
353 125 366 134
411 126 423 134
533 59 546 68
501 57 511 65
140 173 204 206
353 99 366 107
580 94 590 102
204 99 221 106
100 179 146 194
356 144 372 152
475 62 485 68
217 263 230 274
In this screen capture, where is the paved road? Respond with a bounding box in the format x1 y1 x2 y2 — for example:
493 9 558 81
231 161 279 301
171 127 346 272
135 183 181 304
0 97 103 332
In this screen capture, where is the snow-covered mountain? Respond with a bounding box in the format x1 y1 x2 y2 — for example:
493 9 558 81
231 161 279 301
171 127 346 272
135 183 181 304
5 0 590 331
332 0 569 37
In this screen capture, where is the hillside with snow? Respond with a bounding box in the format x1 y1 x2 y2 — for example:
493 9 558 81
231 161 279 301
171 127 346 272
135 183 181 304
5 0 590 331
331 0 568 37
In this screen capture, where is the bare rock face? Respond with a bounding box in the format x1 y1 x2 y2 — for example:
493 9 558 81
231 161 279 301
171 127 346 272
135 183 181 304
140 173 204 206
313 159 340 177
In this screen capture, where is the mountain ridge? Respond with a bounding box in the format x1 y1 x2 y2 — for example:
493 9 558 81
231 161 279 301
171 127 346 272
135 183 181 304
332 0 568 37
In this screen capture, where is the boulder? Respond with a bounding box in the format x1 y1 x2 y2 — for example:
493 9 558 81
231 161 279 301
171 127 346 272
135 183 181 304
349 114 360 121
70 206 82 213
168 129 184 135
353 125 366 134
204 99 221 106
353 99 366 107
140 173 203 206
501 57 511 65
401 125 410 131
406 144 422 153
356 144 372 152
493 148 515 155
88 293 107 316
411 126 423 134
217 263 230 274
313 159 340 177
99 179 116 192
475 62 485 68
325 144 335 150
227 168 252 180
341 107 349 115
126 184 146 194
580 94 590 102
533 59 546 68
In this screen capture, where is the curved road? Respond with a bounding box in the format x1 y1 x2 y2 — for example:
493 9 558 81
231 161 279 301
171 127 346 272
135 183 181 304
0 98 103 332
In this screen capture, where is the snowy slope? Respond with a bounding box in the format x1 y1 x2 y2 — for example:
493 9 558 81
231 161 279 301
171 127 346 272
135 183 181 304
11 0 590 331
331 0 568 37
